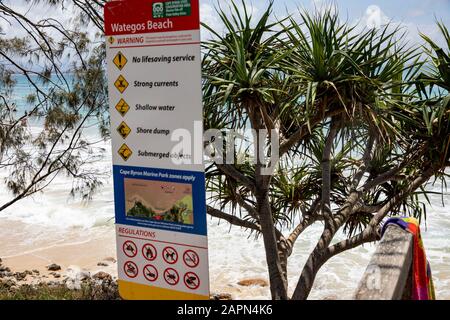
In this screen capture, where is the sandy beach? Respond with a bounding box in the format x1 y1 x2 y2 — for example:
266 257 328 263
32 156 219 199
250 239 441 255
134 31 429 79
0 141 449 300
0 220 116 285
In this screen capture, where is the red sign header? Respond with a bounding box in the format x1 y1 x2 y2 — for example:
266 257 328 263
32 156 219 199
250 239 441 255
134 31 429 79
104 0 200 36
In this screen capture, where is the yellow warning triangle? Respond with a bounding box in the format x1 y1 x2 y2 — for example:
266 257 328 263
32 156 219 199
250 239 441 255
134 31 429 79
115 99 130 116
117 121 131 139
113 52 128 70
114 75 129 94
118 143 133 161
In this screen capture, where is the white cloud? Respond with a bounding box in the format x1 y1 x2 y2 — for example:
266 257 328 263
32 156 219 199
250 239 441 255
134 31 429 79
363 5 390 29
354 4 446 48
200 3 222 39
200 1 262 40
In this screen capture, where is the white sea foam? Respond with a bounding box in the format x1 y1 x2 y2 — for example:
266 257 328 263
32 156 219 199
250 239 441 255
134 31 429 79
0 137 449 299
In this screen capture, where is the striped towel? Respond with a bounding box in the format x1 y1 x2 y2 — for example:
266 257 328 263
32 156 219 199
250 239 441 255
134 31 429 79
382 217 436 300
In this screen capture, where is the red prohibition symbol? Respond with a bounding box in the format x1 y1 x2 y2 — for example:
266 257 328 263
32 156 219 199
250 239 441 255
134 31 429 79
164 268 179 286
143 264 158 282
162 246 178 264
123 240 137 258
123 261 138 279
142 243 157 261
183 250 200 268
184 272 200 290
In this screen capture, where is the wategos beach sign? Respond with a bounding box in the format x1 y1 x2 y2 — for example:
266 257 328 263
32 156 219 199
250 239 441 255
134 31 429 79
104 0 209 300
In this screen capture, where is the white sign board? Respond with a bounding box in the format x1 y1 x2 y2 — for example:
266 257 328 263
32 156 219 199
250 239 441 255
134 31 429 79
104 0 209 300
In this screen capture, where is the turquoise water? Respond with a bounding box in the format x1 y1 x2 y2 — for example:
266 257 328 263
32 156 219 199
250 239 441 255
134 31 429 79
7 74 72 111
1 74 449 299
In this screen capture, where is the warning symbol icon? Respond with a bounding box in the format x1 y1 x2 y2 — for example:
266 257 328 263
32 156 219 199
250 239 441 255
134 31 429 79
142 243 157 261
114 75 129 94
118 143 133 161
117 121 131 139
164 268 179 286
124 261 138 279
183 250 199 268
113 51 127 70
184 272 200 290
143 264 158 282
115 99 130 117
163 246 178 264
123 240 137 258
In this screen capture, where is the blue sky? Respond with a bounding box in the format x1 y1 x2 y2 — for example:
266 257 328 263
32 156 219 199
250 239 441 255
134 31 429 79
201 0 450 24
200 0 450 46
2 0 449 45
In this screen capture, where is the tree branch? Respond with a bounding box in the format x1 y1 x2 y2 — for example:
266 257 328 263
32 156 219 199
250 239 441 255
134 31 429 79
207 205 261 232
216 163 256 193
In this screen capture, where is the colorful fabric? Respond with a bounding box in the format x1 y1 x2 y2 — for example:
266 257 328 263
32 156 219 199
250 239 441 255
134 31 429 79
381 217 436 300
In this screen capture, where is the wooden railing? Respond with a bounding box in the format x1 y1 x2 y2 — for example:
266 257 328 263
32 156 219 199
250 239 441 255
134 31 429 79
354 224 413 300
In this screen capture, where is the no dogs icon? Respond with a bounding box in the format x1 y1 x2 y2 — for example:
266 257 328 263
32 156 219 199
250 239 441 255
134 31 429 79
162 246 178 264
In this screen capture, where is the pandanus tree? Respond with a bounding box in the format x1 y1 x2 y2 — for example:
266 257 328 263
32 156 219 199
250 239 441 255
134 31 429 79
202 1 450 300
1 0 448 301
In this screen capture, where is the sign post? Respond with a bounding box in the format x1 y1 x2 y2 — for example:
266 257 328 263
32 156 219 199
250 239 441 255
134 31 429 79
104 0 209 300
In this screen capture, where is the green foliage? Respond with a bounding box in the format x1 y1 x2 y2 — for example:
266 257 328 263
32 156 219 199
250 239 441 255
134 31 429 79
0 0 108 206
203 1 449 238
0 282 119 300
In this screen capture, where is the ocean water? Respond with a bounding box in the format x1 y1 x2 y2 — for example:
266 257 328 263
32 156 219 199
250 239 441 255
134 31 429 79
0 75 449 299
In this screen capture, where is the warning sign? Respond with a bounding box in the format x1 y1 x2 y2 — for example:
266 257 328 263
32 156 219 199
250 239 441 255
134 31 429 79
115 99 130 117
162 246 178 264
124 261 138 278
183 249 199 268
118 143 132 161
184 272 200 290
106 0 209 300
113 51 127 70
114 75 129 94
164 268 179 286
117 121 131 139
143 264 158 282
142 243 157 261
123 240 137 258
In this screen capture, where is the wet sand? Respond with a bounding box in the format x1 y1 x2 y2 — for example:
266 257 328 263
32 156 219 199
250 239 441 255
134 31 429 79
0 220 117 281
1 217 449 299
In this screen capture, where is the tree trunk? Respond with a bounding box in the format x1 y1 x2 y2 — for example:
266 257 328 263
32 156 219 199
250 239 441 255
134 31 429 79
291 248 327 300
291 226 336 300
279 247 289 289
257 191 289 300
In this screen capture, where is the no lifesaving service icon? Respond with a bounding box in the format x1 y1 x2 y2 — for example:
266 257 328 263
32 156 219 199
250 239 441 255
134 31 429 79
113 51 127 70
118 143 133 161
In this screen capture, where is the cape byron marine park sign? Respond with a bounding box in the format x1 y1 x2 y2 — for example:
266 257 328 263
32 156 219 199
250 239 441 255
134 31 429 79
104 0 209 300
